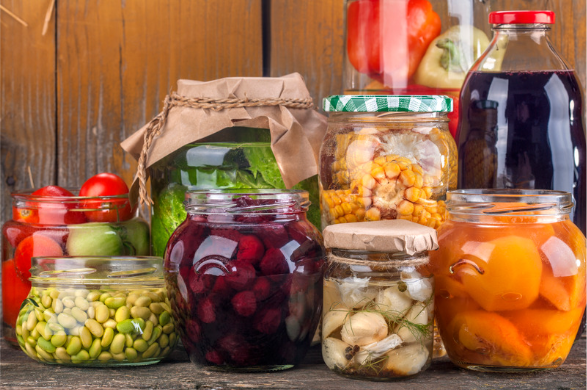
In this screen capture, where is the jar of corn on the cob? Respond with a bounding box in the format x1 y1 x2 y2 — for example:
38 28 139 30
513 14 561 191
319 95 457 230
321 219 438 380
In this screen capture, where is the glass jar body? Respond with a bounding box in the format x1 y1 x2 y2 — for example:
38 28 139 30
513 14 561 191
2 191 150 346
150 128 321 258
164 190 326 372
322 250 435 380
319 112 457 230
15 257 177 366
456 24 586 235
430 190 586 372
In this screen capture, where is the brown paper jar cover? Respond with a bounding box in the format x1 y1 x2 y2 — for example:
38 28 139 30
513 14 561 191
323 219 439 255
120 73 327 189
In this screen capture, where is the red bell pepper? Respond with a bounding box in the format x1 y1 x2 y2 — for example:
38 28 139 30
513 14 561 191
347 0 442 88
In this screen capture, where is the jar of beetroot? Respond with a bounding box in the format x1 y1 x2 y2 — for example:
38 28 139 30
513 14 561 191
164 189 325 371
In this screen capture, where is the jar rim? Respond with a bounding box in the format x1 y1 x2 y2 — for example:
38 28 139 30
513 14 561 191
29 256 164 285
446 189 573 216
12 188 129 203
185 189 310 214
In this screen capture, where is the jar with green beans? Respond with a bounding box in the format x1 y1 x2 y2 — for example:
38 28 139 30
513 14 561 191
16 256 178 366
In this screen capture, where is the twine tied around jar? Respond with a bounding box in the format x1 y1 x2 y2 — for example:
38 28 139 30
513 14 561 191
136 92 314 206
327 253 430 269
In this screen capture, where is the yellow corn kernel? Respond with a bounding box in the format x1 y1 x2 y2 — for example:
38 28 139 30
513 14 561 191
371 165 386 182
331 194 342 205
359 197 372 208
412 216 420 223
333 218 342 224
426 218 437 228
334 205 344 217
414 173 423 188
399 170 416 187
338 216 348 223
384 162 401 180
365 207 381 221
423 175 435 187
345 214 358 223
341 203 353 215
329 209 338 220
416 198 437 207
385 154 399 162
355 209 366 222
336 171 349 185
350 202 359 212
422 186 433 199
374 156 387 166
332 161 343 172
404 187 421 203
413 204 424 217
397 200 414 215
411 164 423 175
326 198 335 209
425 205 438 214
396 158 411 170
399 215 413 221
361 174 377 190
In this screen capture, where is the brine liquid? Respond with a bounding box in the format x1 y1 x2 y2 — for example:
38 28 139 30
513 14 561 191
457 70 586 234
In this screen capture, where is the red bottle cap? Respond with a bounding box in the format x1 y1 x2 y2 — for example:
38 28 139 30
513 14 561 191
489 11 555 25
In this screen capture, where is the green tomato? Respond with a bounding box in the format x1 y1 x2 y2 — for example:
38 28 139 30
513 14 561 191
66 223 123 256
118 219 150 256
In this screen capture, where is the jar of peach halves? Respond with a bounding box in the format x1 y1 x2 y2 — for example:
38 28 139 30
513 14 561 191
430 189 586 372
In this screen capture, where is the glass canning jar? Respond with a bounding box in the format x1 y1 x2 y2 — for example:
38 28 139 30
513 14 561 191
430 190 586 372
321 220 438 380
164 189 325 372
320 95 457 231
16 256 177 366
2 190 150 346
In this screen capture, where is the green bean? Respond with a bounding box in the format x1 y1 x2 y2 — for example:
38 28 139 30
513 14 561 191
66 336 82 356
125 347 138 361
70 326 81 336
148 326 162 345
95 305 109 323
116 319 134 334
160 302 172 313
57 313 76 329
36 322 52 340
85 319 104 338
72 350 90 363
133 339 148 353
111 352 126 361
21 324 29 340
74 296 90 311
87 291 101 302
99 293 111 303
52 298 64 314
110 334 125 354
149 303 164 315
98 351 113 362
37 336 56 353
89 338 102 359
71 307 88 323
30 328 40 339
158 333 169 349
169 333 177 347
142 343 159 359
55 347 70 361
115 306 130 322
109 308 116 317
35 307 44 322
148 313 159 326
142 321 154 341
162 323 174 334
62 297 75 309
25 342 37 358
43 309 57 323
26 311 38 331
50 290 60 300
134 296 151 307
74 289 89 298
41 294 52 308
160 347 171 358
125 333 134 348
101 327 114 348
80 327 93 349
36 345 53 360
130 306 151 321
103 319 117 329
87 306 95 320
105 297 126 309
159 311 171 326
51 331 67 348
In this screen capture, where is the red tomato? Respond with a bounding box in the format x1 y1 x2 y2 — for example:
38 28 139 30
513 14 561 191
30 185 88 225
14 234 63 280
12 206 39 224
2 259 31 328
79 173 133 222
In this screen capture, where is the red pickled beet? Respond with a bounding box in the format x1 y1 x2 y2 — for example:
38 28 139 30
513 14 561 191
188 272 207 295
210 228 242 243
231 291 257 317
236 235 265 264
211 276 232 296
14 234 63 280
197 297 217 323
259 248 289 276
225 261 256 291
2 259 31 327
218 333 251 365
258 224 290 249
286 221 311 244
186 319 202 342
254 307 282 334
205 350 224 365
252 277 271 301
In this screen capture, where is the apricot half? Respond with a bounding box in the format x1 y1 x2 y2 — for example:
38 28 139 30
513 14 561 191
455 235 542 312
448 310 533 367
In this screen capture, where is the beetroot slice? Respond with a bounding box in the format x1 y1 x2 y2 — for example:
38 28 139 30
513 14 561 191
259 248 290 276
197 296 216 323
252 277 271 301
254 307 282 334
225 261 256 291
231 291 257 317
236 235 265 265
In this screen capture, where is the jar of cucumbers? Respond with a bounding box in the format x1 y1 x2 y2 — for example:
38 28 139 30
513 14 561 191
321 220 438 380
15 256 178 366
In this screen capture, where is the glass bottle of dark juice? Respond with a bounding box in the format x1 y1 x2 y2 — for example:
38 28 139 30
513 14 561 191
456 10 586 338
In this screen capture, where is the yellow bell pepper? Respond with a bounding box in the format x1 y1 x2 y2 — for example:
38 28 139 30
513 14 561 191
414 25 490 89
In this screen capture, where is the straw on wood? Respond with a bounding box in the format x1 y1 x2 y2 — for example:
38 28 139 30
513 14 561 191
0 5 28 27
137 92 313 206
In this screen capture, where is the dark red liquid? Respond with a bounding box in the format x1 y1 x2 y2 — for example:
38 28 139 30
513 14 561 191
457 70 586 234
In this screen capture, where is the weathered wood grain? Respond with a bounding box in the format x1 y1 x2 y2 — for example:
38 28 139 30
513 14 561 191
1 337 585 389
269 0 345 109
0 0 55 223
56 0 263 188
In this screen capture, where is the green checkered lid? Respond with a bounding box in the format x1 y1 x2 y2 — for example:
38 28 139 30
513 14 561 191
323 95 453 113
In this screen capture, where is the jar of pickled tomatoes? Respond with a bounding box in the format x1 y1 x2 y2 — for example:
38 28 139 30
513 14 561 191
164 189 325 371
320 95 457 231
430 189 586 372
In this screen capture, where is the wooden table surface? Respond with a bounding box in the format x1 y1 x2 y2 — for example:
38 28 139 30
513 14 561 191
1 336 585 390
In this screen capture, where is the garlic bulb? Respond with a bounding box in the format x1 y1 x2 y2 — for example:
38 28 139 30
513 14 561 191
322 309 349 339
395 302 429 343
322 337 353 370
355 334 402 365
385 343 430 376
337 277 378 308
375 285 413 318
341 312 388 346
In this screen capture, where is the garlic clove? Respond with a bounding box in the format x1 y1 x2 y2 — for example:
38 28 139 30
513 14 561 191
285 315 301 341
323 279 343 312
337 277 378 308
341 312 388 346
401 269 433 302
375 285 413 318
395 302 429 343
323 309 349 339
322 337 353 370
384 343 430 376
355 334 403 365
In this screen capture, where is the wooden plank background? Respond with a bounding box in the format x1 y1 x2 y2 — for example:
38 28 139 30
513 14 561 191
1 0 586 227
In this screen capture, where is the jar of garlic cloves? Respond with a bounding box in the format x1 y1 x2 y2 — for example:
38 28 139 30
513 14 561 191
321 220 438 380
